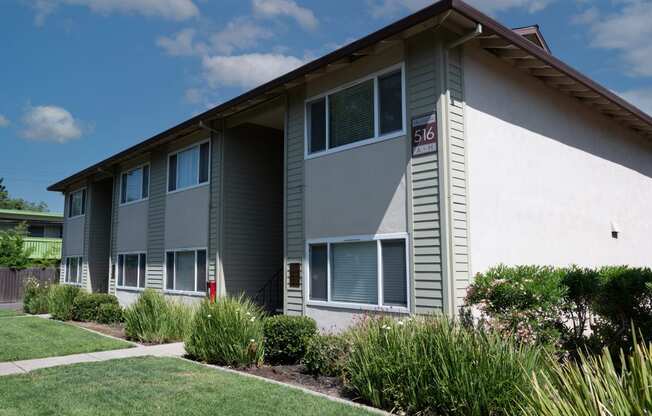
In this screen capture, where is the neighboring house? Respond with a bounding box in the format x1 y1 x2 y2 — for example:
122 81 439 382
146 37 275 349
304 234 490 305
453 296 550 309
0 208 63 260
48 0 652 330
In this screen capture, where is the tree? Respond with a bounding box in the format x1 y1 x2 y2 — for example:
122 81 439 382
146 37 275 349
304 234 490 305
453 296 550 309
0 223 33 269
0 177 49 212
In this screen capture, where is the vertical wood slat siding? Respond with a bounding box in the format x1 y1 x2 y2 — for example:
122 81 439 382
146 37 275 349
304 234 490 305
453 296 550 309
447 47 471 309
146 151 167 290
87 181 112 293
407 32 444 314
285 87 305 316
208 130 221 284
109 171 120 294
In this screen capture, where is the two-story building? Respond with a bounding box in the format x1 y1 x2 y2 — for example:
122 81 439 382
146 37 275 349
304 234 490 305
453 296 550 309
48 0 652 330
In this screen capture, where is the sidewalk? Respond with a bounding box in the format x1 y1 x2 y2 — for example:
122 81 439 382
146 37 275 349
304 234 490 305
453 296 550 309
0 342 185 377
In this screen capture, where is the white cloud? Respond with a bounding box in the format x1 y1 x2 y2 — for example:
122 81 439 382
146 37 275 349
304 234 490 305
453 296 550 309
620 88 652 117
20 105 84 143
368 0 556 18
184 88 203 104
0 115 10 127
252 0 318 30
576 1 652 77
210 18 273 55
202 53 304 88
32 0 199 24
157 29 203 56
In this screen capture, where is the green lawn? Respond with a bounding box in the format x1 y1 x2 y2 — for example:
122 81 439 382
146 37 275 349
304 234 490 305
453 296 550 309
0 357 373 416
0 317 132 362
0 309 22 318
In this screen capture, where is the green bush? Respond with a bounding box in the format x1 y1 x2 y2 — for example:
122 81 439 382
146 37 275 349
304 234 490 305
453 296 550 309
522 341 652 415
72 293 119 322
123 289 194 344
48 284 82 321
302 334 351 377
97 303 123 324
23 277 52 314
263 315 316 365
345 316 543 415
186 296 264 367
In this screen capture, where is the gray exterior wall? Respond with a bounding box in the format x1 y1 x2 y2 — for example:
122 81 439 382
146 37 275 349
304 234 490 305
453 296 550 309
87 179 112 292
116 201 148 253
221 124 284 300
164 186 210 250
61 182 89 288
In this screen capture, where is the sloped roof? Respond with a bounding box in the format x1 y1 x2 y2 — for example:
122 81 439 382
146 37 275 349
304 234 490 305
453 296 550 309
0 208 63 222
48 0 652 192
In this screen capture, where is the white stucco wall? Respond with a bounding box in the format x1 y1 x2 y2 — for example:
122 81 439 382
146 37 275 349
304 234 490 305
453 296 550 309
464 46 652 275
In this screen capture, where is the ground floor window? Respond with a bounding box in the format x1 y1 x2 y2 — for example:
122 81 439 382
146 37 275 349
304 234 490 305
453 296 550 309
116 253 146 289
65 257 82 284
307 235 408 309
165 248 207 293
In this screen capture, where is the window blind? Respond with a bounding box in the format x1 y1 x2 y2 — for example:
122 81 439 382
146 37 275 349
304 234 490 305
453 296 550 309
382 240 407 306
331 242 378 304
328 79 374 148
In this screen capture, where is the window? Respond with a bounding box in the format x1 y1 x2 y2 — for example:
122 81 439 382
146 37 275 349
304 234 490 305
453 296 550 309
68 189 86 218
65 257 82 284
28 225 45 238
116 253 146 289
120 165 149 204
165 249 207 293
307 236 408 309
306 65 404 156
168 142 210 192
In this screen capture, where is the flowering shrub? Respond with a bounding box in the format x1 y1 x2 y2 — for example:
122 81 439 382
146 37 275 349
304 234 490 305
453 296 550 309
185 296 265 367
23 277 51 314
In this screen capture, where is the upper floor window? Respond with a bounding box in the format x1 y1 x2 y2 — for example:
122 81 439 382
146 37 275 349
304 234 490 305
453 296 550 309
306 64 405 157
168 141 210 192
68 189 86 218
120 165 149 204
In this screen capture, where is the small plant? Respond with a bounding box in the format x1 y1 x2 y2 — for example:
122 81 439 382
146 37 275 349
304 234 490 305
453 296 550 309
23 277 51 314
123 289 194 343
522 340 652 415
48 284 82 321
263 315 317 365
345 315 543 415
97 303 123 324
186 296 265 367
303 333 351 377
72 293 119 322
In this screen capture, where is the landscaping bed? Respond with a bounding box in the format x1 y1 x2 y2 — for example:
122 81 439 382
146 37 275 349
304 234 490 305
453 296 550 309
69 320 128 341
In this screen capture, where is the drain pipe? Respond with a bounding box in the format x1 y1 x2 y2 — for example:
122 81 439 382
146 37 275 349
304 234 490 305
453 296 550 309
446 23 483 49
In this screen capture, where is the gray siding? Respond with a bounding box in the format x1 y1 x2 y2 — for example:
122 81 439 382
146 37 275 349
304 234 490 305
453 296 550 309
285 88 305 316
109 171 120 294
447 46 471 310
406 32 444 314
222 124 284 299
146 151 167 290
208 128 222 285
87 179 112 292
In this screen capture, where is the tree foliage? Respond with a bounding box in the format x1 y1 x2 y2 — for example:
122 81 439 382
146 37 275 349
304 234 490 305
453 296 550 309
0 223 34 269
0 177 49 212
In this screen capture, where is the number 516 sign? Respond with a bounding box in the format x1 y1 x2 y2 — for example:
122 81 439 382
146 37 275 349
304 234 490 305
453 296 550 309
411 113 437 156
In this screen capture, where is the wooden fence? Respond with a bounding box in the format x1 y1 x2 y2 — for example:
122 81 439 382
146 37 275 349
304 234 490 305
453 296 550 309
0 267 59 304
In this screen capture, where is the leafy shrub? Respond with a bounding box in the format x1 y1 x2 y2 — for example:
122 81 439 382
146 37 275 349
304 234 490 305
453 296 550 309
72 293 119 322
123 289 194 344
48 284 82 321
186 296 264 367
23 277 52 314
0 223 33 270
263 315 316 365
345 316 543 415
97 303 123 324
522 341 652 415
303 334 351 377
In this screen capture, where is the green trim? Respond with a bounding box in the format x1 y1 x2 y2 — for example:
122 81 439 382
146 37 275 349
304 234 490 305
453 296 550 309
0 209 63 221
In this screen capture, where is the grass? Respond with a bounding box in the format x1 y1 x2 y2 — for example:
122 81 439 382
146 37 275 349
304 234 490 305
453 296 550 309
0 316 132 362
0 309 22 317
0 356 374 416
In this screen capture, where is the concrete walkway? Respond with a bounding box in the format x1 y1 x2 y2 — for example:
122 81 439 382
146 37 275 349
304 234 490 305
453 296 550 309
0 342 185 377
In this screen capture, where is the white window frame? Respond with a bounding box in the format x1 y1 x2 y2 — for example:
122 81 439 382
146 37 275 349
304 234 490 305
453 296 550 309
115 252 147 290
119 163 150 206
67 188 87 219
164 247 208 296
166 139 211 195
304 62 407 160
64 256 83 285
304 233 410 313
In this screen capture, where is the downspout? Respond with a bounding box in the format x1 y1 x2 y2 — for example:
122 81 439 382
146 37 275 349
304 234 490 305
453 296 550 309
439 22 482 316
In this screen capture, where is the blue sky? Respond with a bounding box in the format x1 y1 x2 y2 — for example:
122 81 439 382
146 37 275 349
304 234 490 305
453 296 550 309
0 0 650 213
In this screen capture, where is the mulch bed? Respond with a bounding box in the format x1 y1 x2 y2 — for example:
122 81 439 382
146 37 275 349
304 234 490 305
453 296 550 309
239 364 355 401
69 321 128 341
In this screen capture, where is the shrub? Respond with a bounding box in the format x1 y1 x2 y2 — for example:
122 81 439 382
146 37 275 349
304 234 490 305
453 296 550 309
23 277 52 314
48 284 82 321
522 341 652 415
97 303 123 324
186 296 264 367
72 293 119 322
303 334 351 377
123 289 194 344
263 315 316 365
345 316 544 415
